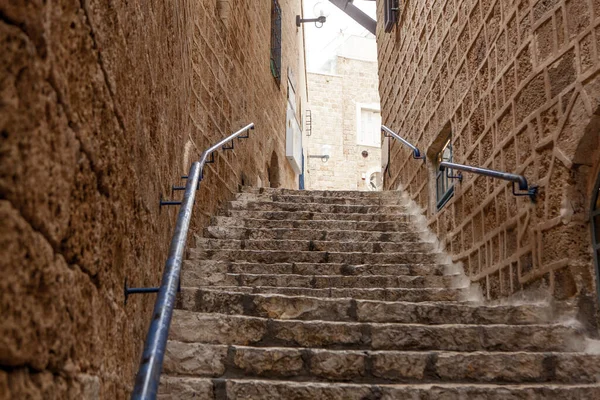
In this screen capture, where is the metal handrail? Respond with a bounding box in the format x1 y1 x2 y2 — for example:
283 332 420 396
130 123 255 400
439 161 537 202
381 125 425 160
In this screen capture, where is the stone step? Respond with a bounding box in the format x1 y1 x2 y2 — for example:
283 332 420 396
158 377 600 399
240 187 400 199
177 289 561 325
163 342 600 384
211 217 415 232
183 260 451 278
228 201 408 214
235 192 406 206
224 210 413 222
169 310 584 352
195 238 436 254
183 272 461 289
184 261 449 277
180 286 466 302
189 249 444 265
204 226 426 242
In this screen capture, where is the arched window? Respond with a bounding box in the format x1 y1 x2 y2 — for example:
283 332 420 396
268 151 281 188
368 172 382 191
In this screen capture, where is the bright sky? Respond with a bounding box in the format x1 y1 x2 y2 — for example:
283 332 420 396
303 0 377 72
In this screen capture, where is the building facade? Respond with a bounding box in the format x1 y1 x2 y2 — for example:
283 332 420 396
1 0 307 397
377 0 600 322
305 35 383 190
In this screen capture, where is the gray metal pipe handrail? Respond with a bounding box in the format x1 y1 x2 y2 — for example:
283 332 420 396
381 125 425 160
130 122 255 400
439 161 537 201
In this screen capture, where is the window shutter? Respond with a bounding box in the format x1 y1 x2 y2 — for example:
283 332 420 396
372 111 382 147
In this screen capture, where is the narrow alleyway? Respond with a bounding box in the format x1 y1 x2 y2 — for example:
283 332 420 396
157 187 600 399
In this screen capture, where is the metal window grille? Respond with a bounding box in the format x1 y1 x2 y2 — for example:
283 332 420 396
270 0 282 84
384 0 399 33
436 139 454 210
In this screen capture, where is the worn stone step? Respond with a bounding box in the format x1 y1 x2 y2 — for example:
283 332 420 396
195 238 436 254
183 260 450 277
211 217 415 232
158 376 600 399
169 310 584 352
163 342 600 384
204 226 426 242
224 210 413 222
189 249 443 265
240 187 400 199
235 192 405 206
228 201 408 215
183 272 460 289
181 286 466 302
177 289 561 325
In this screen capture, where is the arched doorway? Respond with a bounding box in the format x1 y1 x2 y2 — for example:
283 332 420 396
593 172 600 301
268 151 281 188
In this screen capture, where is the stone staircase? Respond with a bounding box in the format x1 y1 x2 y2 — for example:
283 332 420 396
158 188 600 399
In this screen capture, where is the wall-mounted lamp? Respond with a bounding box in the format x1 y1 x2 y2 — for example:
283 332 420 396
297 1 331 28
308 144 332 162
309 154 330 162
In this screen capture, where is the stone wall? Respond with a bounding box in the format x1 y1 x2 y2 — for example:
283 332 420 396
377 0 600 312
306 55 382 190
0 0 303 398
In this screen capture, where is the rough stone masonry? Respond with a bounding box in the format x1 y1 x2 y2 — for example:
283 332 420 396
1 0 304 397
376 0 600 324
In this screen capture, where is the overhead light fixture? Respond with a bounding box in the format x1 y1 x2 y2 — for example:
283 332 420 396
296 1 331 28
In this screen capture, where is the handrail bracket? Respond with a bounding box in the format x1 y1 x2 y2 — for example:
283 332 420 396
512 182 538 202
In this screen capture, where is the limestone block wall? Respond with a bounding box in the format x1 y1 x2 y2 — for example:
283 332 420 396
0 0 304 397
377 0 600 311
306 56 382 190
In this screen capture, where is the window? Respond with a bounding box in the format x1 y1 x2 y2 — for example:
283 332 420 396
436 139 454 210
270 0 282 85
384 0 399 33
357 105 382 147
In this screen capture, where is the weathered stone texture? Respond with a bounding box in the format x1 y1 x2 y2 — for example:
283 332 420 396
377 0 600 309
1 0 303 397
156 188 600 396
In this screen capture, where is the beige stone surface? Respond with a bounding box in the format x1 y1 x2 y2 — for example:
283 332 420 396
163 341 227 376
376 0 600 316
371 352 428 380
309 350 366 380
233 347 304 377
159 188 600 395
305 55 382 191
158 376 213 399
